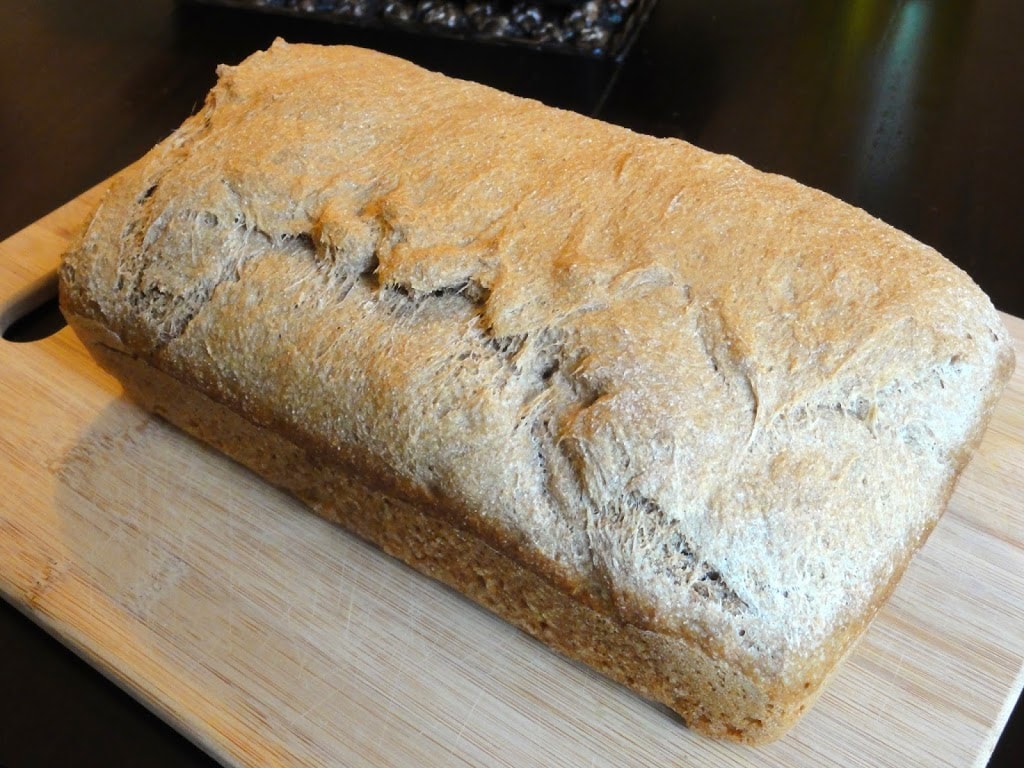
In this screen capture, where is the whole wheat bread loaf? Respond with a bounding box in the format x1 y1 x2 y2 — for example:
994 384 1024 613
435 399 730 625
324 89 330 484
59 40 1015 743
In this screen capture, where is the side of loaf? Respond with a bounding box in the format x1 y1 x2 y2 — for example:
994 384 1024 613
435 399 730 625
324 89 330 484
58 40 1015 743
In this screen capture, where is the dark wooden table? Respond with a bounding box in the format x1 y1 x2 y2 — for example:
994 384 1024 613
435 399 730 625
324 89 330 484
1 1 1021 764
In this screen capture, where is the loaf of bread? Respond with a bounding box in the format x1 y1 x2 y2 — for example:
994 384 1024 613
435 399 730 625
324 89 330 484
59 40 1015 743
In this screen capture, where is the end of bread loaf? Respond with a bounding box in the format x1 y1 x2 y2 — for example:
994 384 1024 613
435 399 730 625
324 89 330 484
59 40 1015 743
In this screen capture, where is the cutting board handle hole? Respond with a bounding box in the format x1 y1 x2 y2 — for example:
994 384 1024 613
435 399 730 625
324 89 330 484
1 274 67 343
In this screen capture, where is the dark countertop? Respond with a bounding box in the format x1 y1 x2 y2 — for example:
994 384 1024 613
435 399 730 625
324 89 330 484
1 1 1021 764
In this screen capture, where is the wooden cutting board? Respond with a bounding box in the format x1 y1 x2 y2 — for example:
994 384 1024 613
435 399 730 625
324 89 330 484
2 183 1023 768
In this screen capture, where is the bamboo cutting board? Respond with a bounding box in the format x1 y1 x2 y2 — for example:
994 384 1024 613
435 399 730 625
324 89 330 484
2 184 1023 768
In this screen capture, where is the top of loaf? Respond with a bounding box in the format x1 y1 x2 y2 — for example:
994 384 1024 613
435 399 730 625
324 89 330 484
61 40 1015 685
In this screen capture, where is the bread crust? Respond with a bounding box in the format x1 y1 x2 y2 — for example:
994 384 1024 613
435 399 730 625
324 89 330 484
59 41 1016 742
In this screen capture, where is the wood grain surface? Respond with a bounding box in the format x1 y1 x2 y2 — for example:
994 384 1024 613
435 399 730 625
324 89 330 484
1 185 1022 767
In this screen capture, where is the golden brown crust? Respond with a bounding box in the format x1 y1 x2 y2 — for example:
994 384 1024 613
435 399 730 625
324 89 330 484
59 41 1016 742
